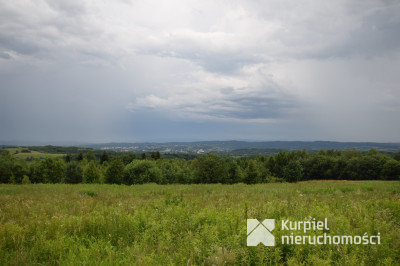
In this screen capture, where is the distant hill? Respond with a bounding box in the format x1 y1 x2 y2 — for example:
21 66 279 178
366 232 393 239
83 141 400 155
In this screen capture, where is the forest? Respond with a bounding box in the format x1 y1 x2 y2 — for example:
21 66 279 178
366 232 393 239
1 147 400 185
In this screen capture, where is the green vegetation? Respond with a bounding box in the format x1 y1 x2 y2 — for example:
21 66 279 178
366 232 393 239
0 182 399 265
1 145 400 263
3 147 65 160
1 148 400 185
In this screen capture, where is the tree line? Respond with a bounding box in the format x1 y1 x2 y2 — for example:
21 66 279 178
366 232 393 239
1 148 400 185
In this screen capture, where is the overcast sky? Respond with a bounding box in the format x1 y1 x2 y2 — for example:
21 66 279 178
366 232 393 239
1 0 400 144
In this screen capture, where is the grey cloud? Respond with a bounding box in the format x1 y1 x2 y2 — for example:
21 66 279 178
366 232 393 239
152 44 262 74
1 0 400 143
0 33 43 56
191 55 255 74
196 53 259 74
311 9 400 60
44 0 87 16
202 90 297 120
201 99 293 120
0 51 11 59
227 96 294 118
0 0 104 62
287 3 400 60
349 7 400 57
132 79 298 121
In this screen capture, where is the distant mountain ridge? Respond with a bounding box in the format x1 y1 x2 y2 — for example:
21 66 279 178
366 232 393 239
83 140 400 154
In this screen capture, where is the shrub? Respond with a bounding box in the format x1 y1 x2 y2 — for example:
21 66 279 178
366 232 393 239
124 160 162 184
79 190 97 197
21 175 31 184
8 175 16 184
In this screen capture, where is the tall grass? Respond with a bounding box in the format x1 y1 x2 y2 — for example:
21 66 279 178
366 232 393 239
0 181 399 265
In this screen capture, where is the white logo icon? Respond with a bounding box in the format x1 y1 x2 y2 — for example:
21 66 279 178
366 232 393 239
247 219 275 246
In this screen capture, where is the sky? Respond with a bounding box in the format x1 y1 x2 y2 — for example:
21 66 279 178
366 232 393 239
1 0 400 144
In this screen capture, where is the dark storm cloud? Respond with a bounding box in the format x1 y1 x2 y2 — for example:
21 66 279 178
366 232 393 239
195 85 297 120
224 96 294 119
349 7 400 57
308 5 400 59
131 80 297 121
0 34 43 56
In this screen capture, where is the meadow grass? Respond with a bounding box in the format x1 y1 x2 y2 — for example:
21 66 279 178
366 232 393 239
4 148 65 159
0 181 399 265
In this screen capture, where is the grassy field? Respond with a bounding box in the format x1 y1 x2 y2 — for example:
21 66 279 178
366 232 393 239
3 148 65 159
0 181 399 265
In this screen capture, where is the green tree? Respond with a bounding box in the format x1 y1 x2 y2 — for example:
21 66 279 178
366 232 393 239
85 150 96 162
120 152 137 165
332 157 348 180
124 160 162 185
105 159 125 184
192 153 229 183
394 150 400 161
303 155 335 180
244 160 263 184
265 156 276 176
282 160 303 182
151 151 161 160
175 159 194 184
156 159 194 184
76 152 84 161
32 157 65 183
295 149 309 160
228 160 244 184
367 148 379 155
157 159 179 184
0 152 26 184
272 152 289 177
343 149 361 159
65 161 83 184
83 161 102 183
0 150 15 183
344 155 387 180
382 160 400 180
100 151 109 164
13 162 27 183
